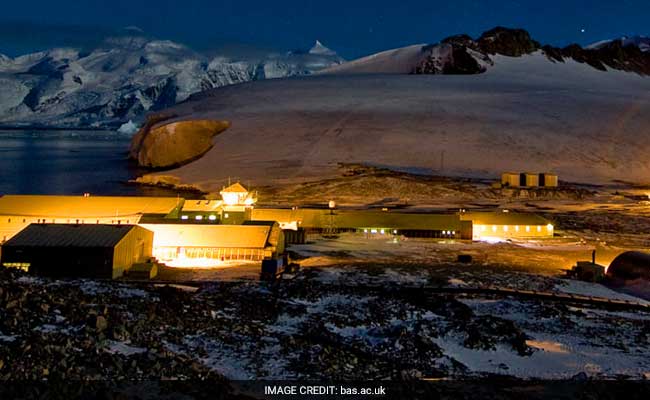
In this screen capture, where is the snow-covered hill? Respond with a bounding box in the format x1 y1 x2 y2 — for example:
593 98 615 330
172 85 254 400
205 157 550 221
138 47 650 189
0 34 344 129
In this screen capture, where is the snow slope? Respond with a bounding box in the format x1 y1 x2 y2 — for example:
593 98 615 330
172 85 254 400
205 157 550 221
320 44 428 74
142 51 650 189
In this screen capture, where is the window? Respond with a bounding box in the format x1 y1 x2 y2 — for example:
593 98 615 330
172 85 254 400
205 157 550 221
3 262 30 272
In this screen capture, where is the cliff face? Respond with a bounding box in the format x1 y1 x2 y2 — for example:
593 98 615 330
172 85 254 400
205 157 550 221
129 115 230 168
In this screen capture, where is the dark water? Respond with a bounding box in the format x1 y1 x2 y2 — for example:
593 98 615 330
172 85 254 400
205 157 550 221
0 130 189 196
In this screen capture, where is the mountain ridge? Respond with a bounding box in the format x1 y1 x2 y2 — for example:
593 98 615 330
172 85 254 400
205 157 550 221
324 26 650 76
0 33 345 129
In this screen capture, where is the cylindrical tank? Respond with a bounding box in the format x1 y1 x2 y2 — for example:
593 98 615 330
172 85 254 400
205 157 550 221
608 251 650 280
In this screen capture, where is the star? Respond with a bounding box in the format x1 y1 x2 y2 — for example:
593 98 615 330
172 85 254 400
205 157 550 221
580 28 586 33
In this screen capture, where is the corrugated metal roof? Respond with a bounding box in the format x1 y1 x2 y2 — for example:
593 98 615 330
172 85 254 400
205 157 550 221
461 211 550 226
0 195 181 219
139 224 272 248
3 224 140 248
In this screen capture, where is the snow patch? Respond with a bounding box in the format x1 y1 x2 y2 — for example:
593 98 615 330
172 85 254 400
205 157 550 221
105 340 148 356
117 120 139 135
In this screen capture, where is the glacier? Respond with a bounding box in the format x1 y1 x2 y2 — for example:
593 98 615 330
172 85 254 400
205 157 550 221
0 35 344 129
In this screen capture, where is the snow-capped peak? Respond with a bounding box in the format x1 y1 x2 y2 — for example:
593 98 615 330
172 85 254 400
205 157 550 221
309 40 337 56
587 35 650 52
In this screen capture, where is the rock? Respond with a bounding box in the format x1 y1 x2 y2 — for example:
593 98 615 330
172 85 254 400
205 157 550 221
476 26 541 56
95 316 108 333
129 114 230 168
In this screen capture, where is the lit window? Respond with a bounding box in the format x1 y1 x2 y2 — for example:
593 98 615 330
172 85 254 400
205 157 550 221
492 225 497 232
371 229 377 234
537 226 542 232
515 226 519 232
224 213 229 219
181 215 189 220
481 225 487 232
503 226 509 232
547 224 553 231
209 215 217 221
195 215 203 221
364 229 368 233
451 231 455 235
525 226 530 232
393 229 397 234
380 229 385 234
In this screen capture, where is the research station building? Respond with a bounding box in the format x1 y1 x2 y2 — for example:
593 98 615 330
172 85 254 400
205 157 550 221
1 224 153 279
461 211 553 240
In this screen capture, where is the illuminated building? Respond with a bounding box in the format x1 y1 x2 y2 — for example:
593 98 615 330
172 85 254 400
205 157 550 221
460 211 554 241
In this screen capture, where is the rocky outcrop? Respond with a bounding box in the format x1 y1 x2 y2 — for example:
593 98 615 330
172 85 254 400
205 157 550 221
476 27 541 57
550 41 650 75
414 43 489 75
129 114 230 168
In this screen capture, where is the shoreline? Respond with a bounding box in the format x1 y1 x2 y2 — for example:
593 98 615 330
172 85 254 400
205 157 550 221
0 125 119 132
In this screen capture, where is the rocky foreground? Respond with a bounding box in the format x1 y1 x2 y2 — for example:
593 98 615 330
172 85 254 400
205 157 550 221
1 262 650 388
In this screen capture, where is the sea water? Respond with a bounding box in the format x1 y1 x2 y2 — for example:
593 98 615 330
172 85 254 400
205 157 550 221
0 129 185 196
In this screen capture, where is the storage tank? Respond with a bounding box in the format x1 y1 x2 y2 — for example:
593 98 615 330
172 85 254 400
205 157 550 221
539 173 558 187
520 173 539 187
608 251 650 280
501 172 520 187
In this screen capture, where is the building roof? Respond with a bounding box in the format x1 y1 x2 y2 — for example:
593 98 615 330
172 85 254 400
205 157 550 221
0 195 181 219
252 208 463 230
180 199 223 212
461 211 550 226
220 183 248 193
3 224 142 248
140 224 272 249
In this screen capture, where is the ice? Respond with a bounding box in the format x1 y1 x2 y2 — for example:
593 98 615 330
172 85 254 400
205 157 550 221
555 279 650 305
117 120 139 135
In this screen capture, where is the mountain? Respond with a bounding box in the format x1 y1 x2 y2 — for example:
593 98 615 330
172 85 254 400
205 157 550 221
133 27 650 191
0 34 344 129
323 27 650 76
309 40 339 57
588 35 650 52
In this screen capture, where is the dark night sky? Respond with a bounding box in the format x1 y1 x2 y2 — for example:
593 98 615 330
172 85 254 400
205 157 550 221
0 0 647 59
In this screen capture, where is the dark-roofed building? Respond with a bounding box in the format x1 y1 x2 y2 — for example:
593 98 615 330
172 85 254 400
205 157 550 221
1 224 153 279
